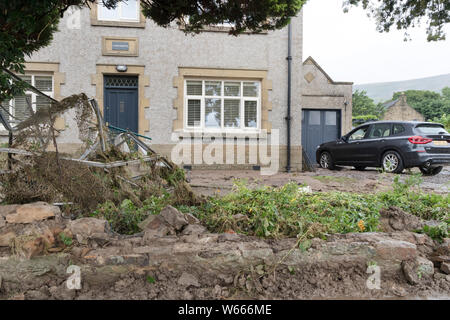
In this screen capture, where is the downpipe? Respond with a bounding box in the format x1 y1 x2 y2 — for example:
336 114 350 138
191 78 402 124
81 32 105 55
285 22 292 173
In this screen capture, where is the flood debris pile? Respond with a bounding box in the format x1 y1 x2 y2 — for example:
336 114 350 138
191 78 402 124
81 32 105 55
0 93 201 232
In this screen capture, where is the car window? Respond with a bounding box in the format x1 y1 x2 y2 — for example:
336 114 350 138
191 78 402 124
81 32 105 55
416 124 448 135
392 124 405 135
368 123 391 139
348 126 368 141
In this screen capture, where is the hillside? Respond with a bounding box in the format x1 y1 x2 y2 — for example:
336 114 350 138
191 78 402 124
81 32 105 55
354 73 450 103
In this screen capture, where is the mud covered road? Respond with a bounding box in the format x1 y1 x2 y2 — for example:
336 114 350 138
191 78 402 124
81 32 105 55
189 167 450 197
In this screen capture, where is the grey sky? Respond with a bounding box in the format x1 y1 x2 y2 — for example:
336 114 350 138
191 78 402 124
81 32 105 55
302 0 450 85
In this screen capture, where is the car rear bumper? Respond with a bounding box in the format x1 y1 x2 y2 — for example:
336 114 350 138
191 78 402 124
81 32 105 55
405 151 450 167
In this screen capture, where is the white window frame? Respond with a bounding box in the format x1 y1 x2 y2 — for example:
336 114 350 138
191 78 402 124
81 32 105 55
184 79 261 133
98 0 140 22
5 74 54 123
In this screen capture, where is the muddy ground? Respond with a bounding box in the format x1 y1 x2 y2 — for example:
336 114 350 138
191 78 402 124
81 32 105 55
188 166 450 196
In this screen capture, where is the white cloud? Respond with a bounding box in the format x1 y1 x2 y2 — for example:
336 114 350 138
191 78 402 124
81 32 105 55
302 0 450 84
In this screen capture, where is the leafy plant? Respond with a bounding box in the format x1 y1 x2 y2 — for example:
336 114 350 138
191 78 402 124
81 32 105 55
91 194 171 235
417 223 449 243
146 276 156 284
59 232 73 246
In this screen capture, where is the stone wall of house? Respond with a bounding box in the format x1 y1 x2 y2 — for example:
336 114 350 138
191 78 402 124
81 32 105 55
21 6 304 171
382 96 425 122
301 57 353 135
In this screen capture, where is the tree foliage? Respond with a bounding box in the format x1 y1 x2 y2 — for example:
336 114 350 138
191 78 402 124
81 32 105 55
391 88 450 120
140 0 306 35
352 90 384 117
344 0 450 41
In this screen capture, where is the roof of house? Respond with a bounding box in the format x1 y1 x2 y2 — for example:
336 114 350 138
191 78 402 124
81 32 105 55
302 56 353 85
382 99 399 109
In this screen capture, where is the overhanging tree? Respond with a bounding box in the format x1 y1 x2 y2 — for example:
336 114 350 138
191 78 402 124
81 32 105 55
1 0 305 103
344 0 450 41
1 0 450 103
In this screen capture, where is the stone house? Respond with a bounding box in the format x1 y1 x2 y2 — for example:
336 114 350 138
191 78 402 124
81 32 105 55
0 1 352 172
381 93 425 122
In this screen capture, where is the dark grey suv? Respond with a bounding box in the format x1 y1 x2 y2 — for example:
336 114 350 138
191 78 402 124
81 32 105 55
316 121 450 175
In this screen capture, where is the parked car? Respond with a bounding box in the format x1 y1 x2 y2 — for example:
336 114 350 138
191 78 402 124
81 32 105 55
316 121 450 175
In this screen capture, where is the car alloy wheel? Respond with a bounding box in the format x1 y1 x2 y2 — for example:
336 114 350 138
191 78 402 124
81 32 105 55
320 152 331 169
382 153 399 172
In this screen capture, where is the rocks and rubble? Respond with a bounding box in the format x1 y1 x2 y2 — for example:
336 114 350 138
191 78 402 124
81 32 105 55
0 203 449 300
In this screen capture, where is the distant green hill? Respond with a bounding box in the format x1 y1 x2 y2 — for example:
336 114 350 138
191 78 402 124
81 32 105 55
354 73 450 103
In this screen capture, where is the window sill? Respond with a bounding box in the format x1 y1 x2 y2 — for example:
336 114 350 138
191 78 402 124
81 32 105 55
174 129 268 140
91 20 145 28
178 24 268 35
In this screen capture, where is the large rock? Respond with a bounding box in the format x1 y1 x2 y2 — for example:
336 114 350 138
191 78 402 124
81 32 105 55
402 256 434 285
379 207 424 232
12 235 46 259
374 240 417 261
181 224 207 236
177 272 200 288
67 218 108 243
0 232 16 247
0 216 5 228
441 262 450 275
5 202 59 224
160 206 188 231
141 215 175 240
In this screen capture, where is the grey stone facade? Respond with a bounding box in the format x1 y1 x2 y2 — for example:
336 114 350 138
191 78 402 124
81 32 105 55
4 4 353 172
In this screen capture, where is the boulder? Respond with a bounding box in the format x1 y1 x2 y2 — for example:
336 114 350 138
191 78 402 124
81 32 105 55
0 205 19 217
379 207 424 232
402 256 434 285
12 236 46 259
374 240 417 261
0 216 5 228
177 272 200 288
441 262 450 275
141 215 175 239
5 202 59 224
0 231 16 247
67 218 108 244
184 212 200 225
181 224 207 236
160 206 188 231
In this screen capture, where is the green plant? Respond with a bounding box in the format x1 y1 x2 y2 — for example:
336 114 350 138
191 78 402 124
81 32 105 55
91 194 171 235
146 276 156 284
417 223 449 243
59 232 73 246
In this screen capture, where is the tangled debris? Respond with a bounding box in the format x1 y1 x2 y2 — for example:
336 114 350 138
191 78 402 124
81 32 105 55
0 93 201 226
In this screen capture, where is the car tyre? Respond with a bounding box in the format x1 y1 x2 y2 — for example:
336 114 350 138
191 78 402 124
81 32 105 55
381 151 404 174
419 165 443 176
354 166 366 171
319 151 335 170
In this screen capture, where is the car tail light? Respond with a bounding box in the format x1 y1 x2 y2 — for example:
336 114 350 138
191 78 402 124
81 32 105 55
408 136 433 144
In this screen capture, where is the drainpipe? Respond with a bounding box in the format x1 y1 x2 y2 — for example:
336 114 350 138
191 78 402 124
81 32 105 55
285 22 292 172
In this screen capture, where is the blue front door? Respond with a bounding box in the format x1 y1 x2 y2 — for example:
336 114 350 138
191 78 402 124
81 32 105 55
104 75 138 133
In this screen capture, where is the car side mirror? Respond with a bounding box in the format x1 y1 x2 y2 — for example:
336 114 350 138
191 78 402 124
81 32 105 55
341 136 348 142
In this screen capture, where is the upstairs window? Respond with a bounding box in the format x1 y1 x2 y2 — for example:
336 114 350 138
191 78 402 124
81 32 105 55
185 80 260 132
98 0 139 22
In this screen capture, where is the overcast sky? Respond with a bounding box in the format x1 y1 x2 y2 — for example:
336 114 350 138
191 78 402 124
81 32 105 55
302 0 450 85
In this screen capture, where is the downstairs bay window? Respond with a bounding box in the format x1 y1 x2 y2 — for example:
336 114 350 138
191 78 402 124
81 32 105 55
0 74 53 124
185 80 260 132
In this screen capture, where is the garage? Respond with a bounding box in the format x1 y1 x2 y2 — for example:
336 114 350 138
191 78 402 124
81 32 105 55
301 109 341 163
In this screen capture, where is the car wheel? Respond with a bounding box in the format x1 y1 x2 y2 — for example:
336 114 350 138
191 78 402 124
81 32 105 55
354 166 366 171
381 151 404 174
419 165 443 176
319 152 335 170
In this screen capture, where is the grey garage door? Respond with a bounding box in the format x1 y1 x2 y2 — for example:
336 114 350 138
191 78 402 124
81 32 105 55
301 109 341 163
